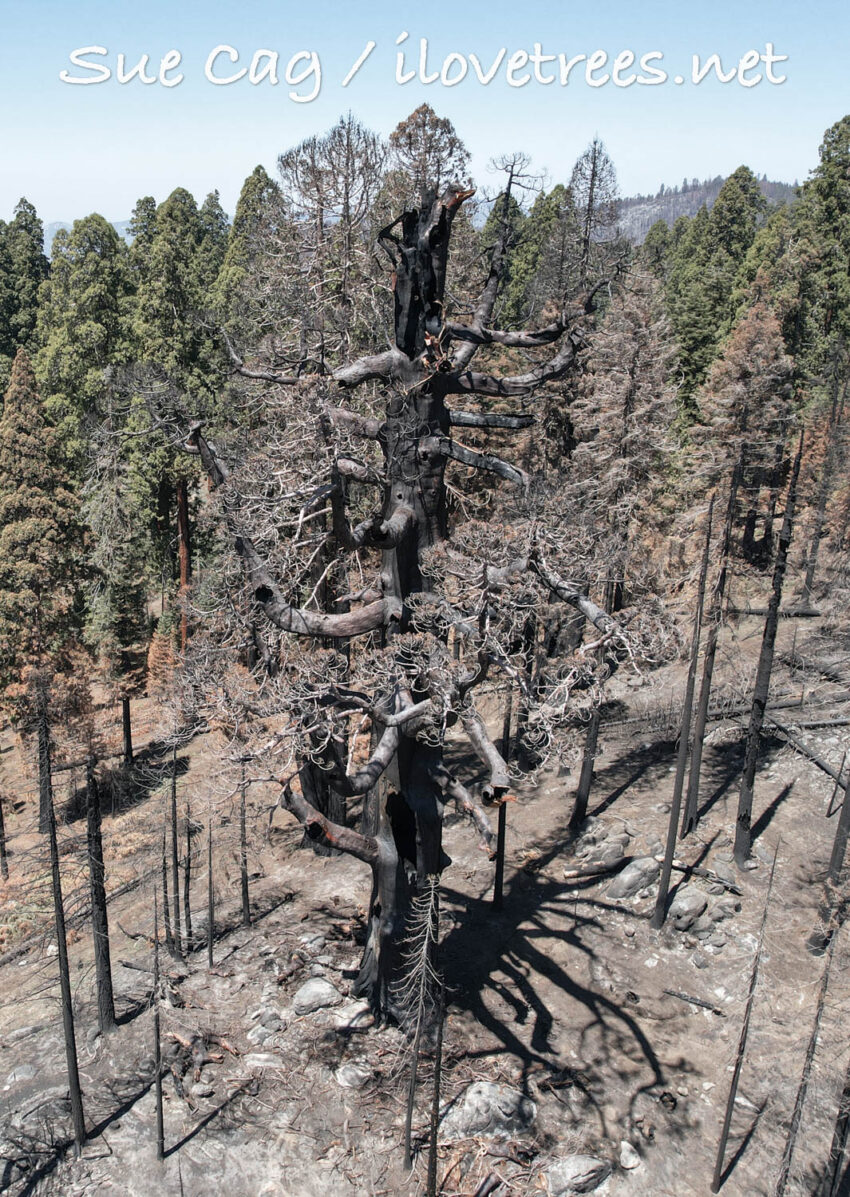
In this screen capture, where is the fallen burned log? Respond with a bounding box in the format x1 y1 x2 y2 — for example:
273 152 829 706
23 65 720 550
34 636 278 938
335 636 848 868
766 718 849 788
663 988 726 1016
728 606 822 619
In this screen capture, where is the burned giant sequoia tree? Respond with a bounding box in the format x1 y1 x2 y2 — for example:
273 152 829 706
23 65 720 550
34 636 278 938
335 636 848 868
182 184 646 1016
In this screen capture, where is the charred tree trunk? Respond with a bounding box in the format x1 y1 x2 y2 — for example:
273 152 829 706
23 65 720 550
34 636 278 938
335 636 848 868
572 708 601 831
682 467 740 836
803 420 840 608
808 772 850 956
36 682 53 835
652 497 714 928
207 818 214 968
820 1055 850 1197
169 745 183 957
240 758 250 927
47 781 86 1153
121 696 133 766
183 797 193 952
299 757 345 856
492 691 512 910
735 436 803 869
0 794 8 880
86 760 116 1033
176 477 192 654
161 818 173 956
711 843 779 1192
153 888 165 1161
775 933 837 1196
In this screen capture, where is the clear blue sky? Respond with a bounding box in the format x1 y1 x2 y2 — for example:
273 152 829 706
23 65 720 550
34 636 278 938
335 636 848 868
1 0 847 224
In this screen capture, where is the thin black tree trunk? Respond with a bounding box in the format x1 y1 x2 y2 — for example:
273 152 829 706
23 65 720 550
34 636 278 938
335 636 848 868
735 436 804 869
711 842 779 1192
682 467 740 836
775 932 838 1196
47 779 86 1154
240 758 250 926
170 745 183 956
572 707 601 831
153 888 164 1161
427 975 445 1197
652 497 714 928
820 1054 850 1197
207 817 214 968
161 818 173 956
86 760 116 1033
121 696 133 766
0 795 8 880
492 691 512 911
37 684 53 835
183 797 193 953
803 418 840 607
809 771 850 955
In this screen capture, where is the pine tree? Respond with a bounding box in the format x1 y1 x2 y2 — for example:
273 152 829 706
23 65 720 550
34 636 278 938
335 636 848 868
6 199 49 355
0 349 82 829
36 213 131 470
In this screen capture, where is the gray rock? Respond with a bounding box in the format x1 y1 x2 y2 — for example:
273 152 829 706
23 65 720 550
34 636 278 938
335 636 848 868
669 885 708 930
712 860 737 886
607 857 660 899
247 1024 272 1045
619 1140 641 1170
241 1052 280 1069
441 1081 536 1141
334 1062 371 1089
292 978 343 1015
692 953 709 969
546 1154 612 1194
4 1065 36 1087
191 1082 215 1098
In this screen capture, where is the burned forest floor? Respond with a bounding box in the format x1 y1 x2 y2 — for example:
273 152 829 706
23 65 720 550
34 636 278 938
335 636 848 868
1 580 850 1197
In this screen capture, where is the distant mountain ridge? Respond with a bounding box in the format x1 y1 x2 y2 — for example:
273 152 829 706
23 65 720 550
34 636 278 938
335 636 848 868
617 175 798 244
43 173 798 256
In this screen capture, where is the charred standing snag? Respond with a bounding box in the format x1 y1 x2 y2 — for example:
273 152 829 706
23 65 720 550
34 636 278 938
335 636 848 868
808 768 850 955
47 776 86 1154
682 465 740 837
240 757 250 926
169 744 183 957
207 817 214 968
181 179 634 1016
0 793 8 880
711 841 779 1192
153 888 165 1161
652 496 714 929
735 435 804 869
492 690 512 910
86 758 116 1032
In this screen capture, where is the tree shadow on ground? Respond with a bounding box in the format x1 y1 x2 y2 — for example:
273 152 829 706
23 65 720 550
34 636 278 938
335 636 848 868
59 741 190 826
439 807 679 1145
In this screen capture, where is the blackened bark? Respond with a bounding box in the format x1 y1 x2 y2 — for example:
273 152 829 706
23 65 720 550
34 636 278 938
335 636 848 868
207 818 214 968
775 933 837 1197
0 795 8 880
37 685 53 835
735 437 803 868
820 1056 850 1197
808 772 850 955
711 844 779 1192
803 424 839 607
176 477 191 653
86 761 116 1033
492 692 512 911
170 746 183 957
240 759 250 927
183 797 193 952
298 758 345 857
572 708 601 831
161 819 173 956
121 696 133 766
652 497 714 929
682 467 740 836
47 784 86 1153
153 889 164 1161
